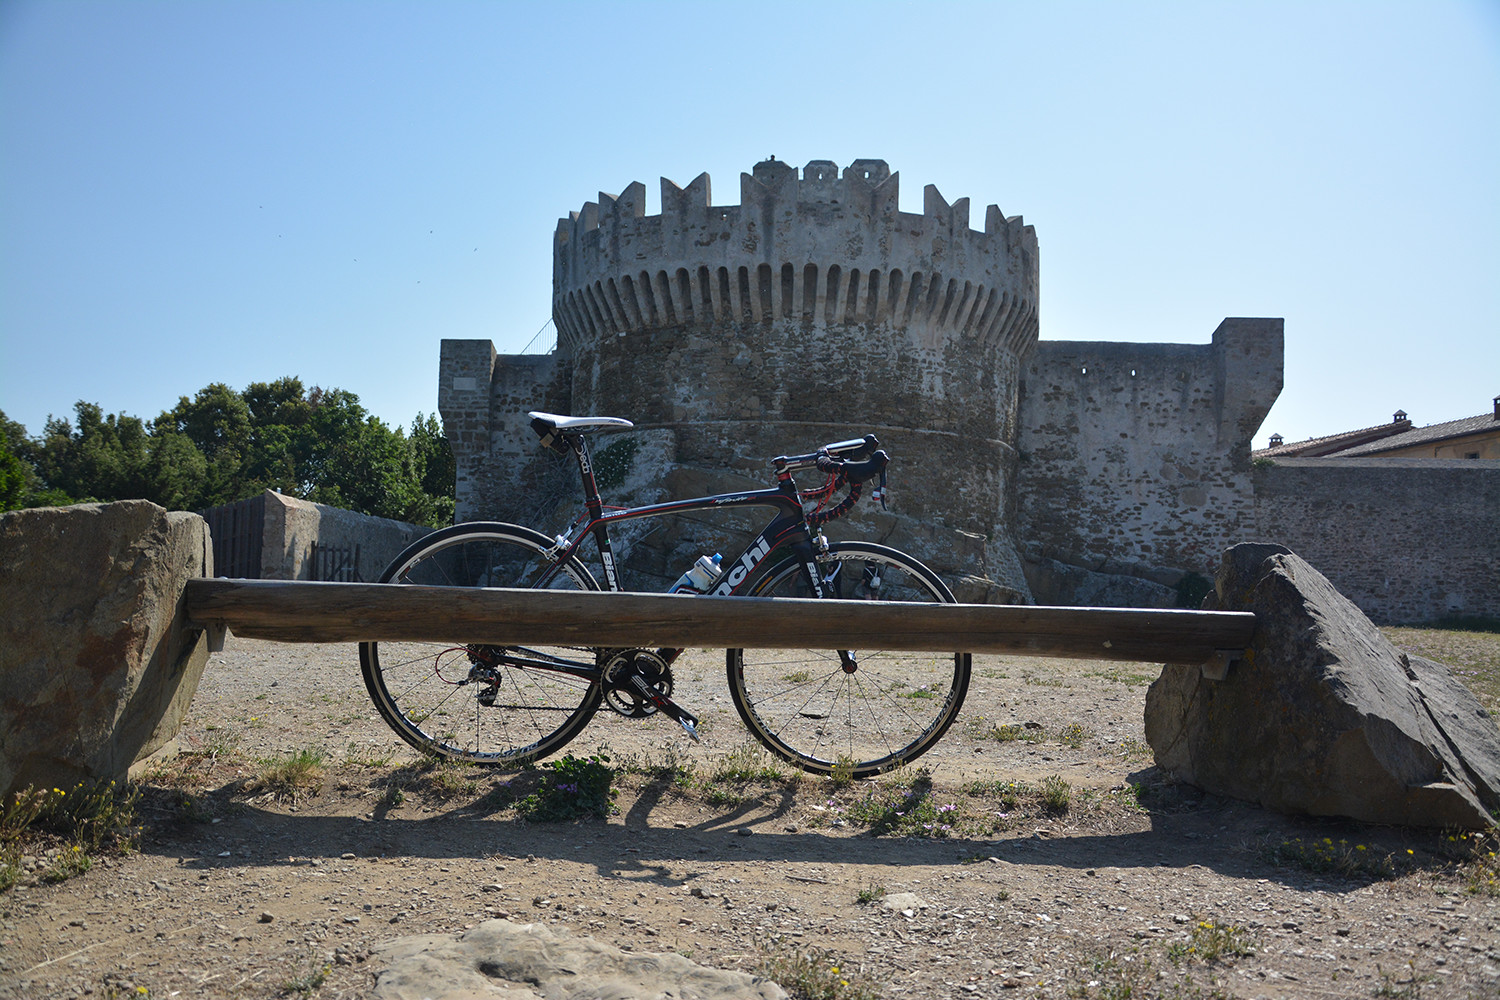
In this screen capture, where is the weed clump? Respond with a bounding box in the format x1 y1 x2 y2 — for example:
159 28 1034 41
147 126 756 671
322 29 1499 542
513 753 616 822
1 780 141 889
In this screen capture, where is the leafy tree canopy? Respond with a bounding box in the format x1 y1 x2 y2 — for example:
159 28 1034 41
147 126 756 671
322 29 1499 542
0 380 455 527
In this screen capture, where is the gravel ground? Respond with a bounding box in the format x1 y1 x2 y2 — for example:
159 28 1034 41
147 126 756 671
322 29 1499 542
2 631 1498 999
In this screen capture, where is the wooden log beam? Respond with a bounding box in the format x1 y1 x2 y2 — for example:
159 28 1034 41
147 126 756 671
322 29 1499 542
183 579 1255 664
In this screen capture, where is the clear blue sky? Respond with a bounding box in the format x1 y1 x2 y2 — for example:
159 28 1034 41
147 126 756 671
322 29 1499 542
2 0 1496 449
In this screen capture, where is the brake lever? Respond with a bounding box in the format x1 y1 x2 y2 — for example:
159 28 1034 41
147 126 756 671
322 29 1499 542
871 469 889 510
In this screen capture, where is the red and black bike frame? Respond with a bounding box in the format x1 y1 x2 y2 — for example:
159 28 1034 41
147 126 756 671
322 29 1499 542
539 430 828 601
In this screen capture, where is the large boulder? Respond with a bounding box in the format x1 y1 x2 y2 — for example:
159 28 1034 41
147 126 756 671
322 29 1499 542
372 919 787 1000
0 501 213 797
1145 543 1500 828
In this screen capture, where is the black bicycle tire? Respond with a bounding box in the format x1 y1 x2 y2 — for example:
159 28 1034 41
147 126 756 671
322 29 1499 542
725 541 971 777
359 522 604 765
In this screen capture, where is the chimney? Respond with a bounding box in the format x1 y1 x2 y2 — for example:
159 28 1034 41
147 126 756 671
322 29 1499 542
1494 395 1499 420
1269 433 1284 447
1393 409 1408 424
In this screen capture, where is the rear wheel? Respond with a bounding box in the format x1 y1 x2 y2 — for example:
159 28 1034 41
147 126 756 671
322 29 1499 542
359 523 603 765
726 542 970 777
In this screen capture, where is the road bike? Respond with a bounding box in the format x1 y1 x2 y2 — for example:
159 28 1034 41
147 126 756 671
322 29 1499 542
359 412 970 777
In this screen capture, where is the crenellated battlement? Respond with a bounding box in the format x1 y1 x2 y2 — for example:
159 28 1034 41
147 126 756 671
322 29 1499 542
552 159 1039 359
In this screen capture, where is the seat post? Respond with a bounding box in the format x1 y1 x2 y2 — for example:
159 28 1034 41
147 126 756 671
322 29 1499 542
569 433 606 518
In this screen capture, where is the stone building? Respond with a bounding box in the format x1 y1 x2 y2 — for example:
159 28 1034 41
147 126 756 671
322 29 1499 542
439 158 1497 622
444 158 1044 600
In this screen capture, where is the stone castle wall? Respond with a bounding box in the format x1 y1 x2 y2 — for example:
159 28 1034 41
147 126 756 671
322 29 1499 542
436 158 1493 622
1014 319 1283 603
443 160 1044 599
1252 458 1500 623
550 159 1038 539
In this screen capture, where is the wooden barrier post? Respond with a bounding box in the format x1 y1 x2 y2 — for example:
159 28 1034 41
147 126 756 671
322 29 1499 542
184 579 1255 667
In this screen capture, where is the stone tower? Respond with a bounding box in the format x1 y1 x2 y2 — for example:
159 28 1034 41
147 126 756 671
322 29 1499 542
443 158 1040 599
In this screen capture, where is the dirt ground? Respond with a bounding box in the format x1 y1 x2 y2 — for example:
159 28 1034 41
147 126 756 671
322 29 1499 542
3 632 1499 999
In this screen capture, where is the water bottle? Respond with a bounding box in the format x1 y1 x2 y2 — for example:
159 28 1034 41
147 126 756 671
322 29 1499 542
670 553 722 594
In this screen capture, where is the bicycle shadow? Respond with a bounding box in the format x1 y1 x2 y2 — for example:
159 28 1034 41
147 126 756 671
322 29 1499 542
136 773 1438 895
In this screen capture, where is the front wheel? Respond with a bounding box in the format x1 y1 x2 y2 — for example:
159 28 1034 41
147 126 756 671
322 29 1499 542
726 542 970 777
359 523 604 765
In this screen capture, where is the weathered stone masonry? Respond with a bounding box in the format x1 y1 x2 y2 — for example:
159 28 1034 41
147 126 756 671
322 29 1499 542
1253 458 1500 623
1015 320 1283 605
439 158 1497 621
445 159 1042 600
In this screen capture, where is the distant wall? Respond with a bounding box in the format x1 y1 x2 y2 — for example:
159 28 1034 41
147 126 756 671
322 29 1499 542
1015 318 1284 598
203 491 430 582
1253 458 1500 623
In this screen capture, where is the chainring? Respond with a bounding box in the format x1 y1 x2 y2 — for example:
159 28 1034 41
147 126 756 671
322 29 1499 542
600 648 674 718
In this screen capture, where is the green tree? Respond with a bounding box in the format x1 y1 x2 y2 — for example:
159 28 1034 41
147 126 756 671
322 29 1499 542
5 381 456 526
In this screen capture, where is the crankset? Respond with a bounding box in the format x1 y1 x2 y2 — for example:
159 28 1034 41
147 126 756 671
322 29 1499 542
599 648 700 740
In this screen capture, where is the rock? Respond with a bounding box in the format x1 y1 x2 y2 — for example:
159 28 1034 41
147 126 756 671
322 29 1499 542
1024 557 1177 609
0 501 213 798
1145 543 1500 828
371 918 787 999
879 892 929 912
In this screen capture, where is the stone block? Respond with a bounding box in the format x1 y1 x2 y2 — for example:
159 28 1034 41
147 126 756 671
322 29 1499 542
1144 543 1500 828
0 501 213 797
373 918 787 1000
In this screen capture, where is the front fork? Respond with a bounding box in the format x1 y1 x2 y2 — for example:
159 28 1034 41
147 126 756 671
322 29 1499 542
805 532 860 675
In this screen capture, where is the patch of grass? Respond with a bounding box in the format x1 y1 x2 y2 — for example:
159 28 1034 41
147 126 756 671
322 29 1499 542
837 769 967 838
1040 775 1072 813
854 884 886 904
1383 624 1500 714
171 790 218 824
1265 835 1398 879
967 719 1045 743
41 844 92 883
1057 722 1090 748
961 778 1024 811
712 743 789 783
1375 960 1435 998
1070 941 1242 999
343 748 395 768
755 937 878 1000
513 753 616 822
416 755 481 798
1432 829 1500 897
1022 673 1067 688
255 749 326 802
1 781 141 890
279 956 331 997
827 756 856 789
1068 947 1158 999
1167 918 1256 965
1086 666 1157 687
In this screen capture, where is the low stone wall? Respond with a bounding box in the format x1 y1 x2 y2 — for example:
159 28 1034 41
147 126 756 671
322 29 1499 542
259 492 431 582
1253 458 1500 623
203 490 432 582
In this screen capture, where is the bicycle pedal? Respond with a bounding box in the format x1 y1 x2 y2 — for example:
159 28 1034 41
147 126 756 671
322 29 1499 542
676 714 700 742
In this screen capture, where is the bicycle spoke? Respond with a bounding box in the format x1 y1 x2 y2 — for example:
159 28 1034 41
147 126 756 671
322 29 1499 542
728 543 969 776
361 526 603 765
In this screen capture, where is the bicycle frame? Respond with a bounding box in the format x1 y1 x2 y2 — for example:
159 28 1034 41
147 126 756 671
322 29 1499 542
535 434 832 602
